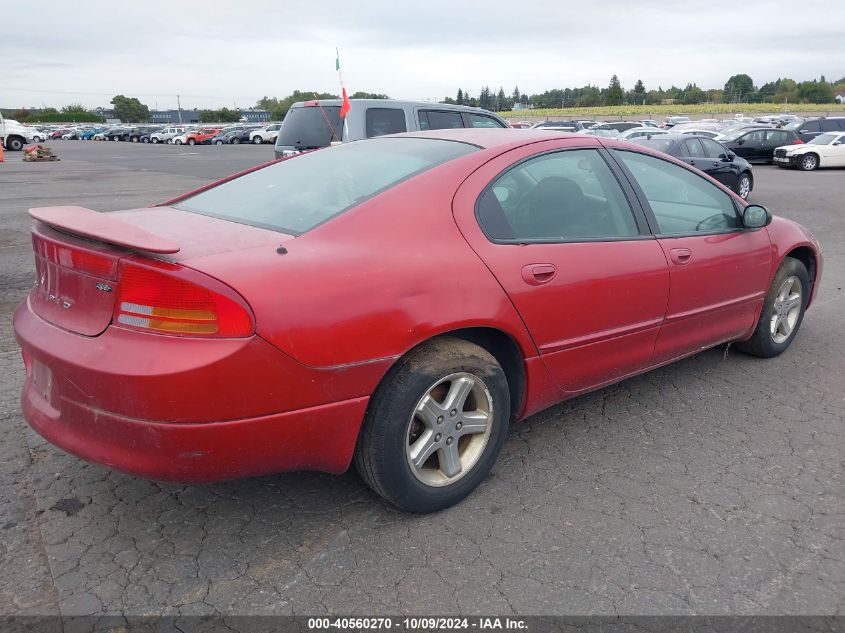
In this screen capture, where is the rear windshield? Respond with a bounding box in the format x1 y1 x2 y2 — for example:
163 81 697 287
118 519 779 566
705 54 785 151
174 138 478 234
276 105 343 149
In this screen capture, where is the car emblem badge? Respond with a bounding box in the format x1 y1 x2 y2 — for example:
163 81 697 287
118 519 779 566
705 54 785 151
96 282 113 293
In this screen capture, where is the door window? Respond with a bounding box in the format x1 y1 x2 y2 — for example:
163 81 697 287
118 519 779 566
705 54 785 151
365 108 407 137
463 113 506 128
419 110 464 130
742 130 766 144
801 120 821 133
681 139 705 157
701 138 728 159
476 149 640 241
614 150 740 235
766 130 788 144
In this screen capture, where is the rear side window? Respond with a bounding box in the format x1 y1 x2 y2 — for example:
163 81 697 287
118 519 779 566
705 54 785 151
801 120 821 133
464 113 506 128
175 138 477 235
766 130 788 144
419 110 464 130
820 119 841 132
476 149 639 242
614 150 739 235
365 108 407 137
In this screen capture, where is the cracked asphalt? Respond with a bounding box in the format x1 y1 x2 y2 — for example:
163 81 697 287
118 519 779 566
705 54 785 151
1 142 843 618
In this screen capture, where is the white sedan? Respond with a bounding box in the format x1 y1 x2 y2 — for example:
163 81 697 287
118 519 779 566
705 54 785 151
774 132 845 170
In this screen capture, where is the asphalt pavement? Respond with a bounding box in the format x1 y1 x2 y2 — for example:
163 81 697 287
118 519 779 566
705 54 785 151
0 141 843 618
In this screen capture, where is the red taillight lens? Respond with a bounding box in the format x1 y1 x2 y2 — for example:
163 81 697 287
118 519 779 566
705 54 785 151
793 138 804 144
114 259 254 337
32 234 117 279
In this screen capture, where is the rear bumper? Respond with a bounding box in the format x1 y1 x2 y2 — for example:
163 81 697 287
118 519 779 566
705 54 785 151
21 371 368 481
14 297 381 481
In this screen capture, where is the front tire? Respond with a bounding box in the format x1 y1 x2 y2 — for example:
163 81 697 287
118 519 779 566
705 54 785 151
253 136 263 144
354 337 510 513
188 138 196 146
232 137 241 144
736 173 752 200
7 136 24 151
175 139 182 145
798 153 819 171
736 257 810 358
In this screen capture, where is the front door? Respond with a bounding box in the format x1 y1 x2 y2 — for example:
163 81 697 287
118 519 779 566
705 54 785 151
611 149 772 364
452 139 670 393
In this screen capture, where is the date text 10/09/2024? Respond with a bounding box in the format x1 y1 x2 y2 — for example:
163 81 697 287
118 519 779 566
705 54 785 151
307 617 528 630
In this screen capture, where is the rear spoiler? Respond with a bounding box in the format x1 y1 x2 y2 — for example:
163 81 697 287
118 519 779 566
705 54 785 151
29 206 180 254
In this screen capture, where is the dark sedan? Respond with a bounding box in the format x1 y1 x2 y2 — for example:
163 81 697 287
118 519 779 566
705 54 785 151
718 127 803 164
630 134 754 199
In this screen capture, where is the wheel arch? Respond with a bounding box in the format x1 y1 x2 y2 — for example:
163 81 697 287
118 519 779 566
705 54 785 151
785 246 817 299
376 326 527 424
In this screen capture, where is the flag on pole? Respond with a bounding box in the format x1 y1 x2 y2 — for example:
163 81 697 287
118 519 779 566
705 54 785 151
336 48 351 118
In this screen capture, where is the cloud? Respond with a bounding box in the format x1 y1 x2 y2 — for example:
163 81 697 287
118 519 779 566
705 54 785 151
2 0 843 109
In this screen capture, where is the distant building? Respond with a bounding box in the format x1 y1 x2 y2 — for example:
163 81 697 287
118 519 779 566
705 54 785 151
149 109 200 124
239 109 270 123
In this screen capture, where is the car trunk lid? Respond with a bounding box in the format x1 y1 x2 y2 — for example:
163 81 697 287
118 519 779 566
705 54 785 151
28 205 288 336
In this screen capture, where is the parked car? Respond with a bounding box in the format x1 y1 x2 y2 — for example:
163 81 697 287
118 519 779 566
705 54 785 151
774 131 845 170
183 128 221 145
630 134 754 199
531 121 587 132
674 129 722 139
663 116 692 128
508 121 533 129
14 130 821 513
784 117 845 143
249 123 282 144
619 127 669 140
639 120 659 128
149 127 187 144
274 99 509 158
718 127 803 163
577 128 621 138
129 126 162 142
591 121 641 133
217 127 259 144
171 131 192 145
79 128 105 140
50 129 70 140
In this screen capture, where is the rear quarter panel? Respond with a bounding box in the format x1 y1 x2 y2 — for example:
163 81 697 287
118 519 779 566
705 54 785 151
183 152 540 369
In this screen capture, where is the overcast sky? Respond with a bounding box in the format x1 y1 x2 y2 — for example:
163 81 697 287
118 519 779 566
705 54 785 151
3 0 844 110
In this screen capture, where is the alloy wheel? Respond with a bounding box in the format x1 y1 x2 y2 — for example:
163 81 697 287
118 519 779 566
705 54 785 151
770 276 802 344
406 372 493 487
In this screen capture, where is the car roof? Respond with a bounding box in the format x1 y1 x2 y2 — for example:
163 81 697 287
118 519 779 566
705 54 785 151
291 98 501 116
392 128 581 149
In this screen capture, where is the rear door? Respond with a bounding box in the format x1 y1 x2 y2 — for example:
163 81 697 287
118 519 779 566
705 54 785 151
611 149 771 364
452 138 670 393
763 130 789 160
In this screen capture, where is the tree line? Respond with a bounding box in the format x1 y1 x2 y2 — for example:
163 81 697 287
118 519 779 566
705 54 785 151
5 74 842 124
446 74 844 111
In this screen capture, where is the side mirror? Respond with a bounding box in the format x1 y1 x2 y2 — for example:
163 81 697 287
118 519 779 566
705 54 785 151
721 151 735 162
742 204 771 229
799 130 809 134
736 138 745 145
833 141 842 146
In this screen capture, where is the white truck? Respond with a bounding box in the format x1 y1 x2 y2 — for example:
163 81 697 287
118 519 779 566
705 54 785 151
0 113 37 151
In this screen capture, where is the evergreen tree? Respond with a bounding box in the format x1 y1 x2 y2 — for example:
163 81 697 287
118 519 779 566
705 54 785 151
606 75 624 106
456 88 463 105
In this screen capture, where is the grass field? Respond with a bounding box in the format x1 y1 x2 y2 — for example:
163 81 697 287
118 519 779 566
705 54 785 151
500 103 845 119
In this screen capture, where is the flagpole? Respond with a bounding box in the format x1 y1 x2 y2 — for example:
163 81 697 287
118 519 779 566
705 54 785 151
336 47 350 142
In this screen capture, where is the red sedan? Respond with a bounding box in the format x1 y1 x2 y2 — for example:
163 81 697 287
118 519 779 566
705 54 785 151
14 130 822 512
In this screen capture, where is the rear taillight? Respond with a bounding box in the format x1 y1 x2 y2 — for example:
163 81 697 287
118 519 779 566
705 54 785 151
114 258 254 337
32 233 117 279
793 138 804 144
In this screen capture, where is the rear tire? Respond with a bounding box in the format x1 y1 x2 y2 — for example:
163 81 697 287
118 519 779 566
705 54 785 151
7 136 24 151
232 138 241 144
175 139 182 145
798 153 819 171
152 137 159 143
735 257 809 358
188 138 196 146
354 337 510 513
253 136 263 144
